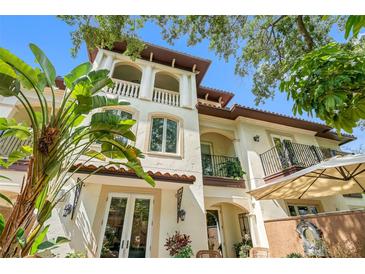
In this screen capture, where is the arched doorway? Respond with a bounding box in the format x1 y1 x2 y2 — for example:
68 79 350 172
205 202 251 258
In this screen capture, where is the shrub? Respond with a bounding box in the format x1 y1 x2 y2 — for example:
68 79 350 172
65 251 87 258
286 252 303 258
164 231 193 258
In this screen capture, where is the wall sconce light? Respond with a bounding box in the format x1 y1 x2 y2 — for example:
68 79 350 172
178 209 186 222
253 135 260 142
63 204 73 217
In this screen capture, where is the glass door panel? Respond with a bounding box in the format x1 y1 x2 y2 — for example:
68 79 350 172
201 143 214 176
127 198 151 258
100 197 128 258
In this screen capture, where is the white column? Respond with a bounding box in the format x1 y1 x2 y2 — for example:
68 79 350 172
236 123 269 248
180 74 192 109
190 74 198 106
139 65 153 101
103 54 114 73
92 49 104 70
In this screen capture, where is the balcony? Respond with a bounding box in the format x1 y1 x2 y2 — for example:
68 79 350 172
201 154 245 188
260 141 350 179
0 134 32 157
152 87 180 107
107 79 140 99
105 63 183 108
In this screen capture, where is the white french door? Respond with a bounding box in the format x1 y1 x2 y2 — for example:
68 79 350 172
98 193 154 258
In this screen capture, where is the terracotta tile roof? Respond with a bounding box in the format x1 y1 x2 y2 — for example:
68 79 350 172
196 102 356 145
88 41 211 85
3 161 196 184
71 163 196 184
197 86 235 107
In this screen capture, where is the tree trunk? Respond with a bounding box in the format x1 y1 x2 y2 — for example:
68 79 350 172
0 158 42 257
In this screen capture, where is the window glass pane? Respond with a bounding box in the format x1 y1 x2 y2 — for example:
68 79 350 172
297 206 309 215
101 197 128 258
128 199 151 258
308 206 318 214
165 119 177 153
288 205 297 216
150 118 164 152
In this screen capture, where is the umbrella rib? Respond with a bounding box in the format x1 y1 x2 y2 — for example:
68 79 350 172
298 169 326 200
305 172 344 180
352 177 365 192
352 168 365 178
350 164 362 177
335 167 347 179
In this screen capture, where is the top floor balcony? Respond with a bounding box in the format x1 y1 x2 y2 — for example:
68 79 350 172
259 140 350 180
99 55 195 109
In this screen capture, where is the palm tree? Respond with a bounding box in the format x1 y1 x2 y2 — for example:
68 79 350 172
0 44 154 257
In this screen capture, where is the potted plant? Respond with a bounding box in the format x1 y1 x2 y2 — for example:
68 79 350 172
164 231 193 258
233 234 252 258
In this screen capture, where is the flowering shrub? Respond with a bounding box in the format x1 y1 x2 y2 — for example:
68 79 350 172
164 231 193 258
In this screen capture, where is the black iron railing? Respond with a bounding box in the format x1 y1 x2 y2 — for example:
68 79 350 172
201 153 243 178
259 141 350 177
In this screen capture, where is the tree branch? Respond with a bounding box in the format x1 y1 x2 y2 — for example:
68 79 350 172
296 15 315 51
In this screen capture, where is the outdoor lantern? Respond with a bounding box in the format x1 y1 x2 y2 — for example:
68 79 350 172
178 209 186 221
253 135 260 142
63 204 73 217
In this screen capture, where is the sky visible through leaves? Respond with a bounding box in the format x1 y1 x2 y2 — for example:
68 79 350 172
0 15 363 150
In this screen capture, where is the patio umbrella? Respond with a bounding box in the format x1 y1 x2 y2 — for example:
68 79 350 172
249 154 365 200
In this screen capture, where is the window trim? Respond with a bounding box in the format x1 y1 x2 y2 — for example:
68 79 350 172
148 116 180 155
285 199 323 216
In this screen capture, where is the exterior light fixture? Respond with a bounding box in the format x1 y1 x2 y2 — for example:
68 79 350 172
253 135 260 142
63 204 73 217
178 209 186 221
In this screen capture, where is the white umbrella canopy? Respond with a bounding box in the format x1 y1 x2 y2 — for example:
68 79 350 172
249 154 365 200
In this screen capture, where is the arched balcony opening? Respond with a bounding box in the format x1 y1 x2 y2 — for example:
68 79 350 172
200 132 243 180
112 64 142 84
152 71 180 107
109 63 142 98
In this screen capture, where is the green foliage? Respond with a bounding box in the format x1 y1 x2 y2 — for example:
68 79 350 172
65 251 87 258
0 214 5 235
233 235 252 258
0 192 14 207
0 43 154 257
280 42 365 133
57 16 146 58
286 252 304 258
219 159 245 179
174 246 193 258
345 16 365 39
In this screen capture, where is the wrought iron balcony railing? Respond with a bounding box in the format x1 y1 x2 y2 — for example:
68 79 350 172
201 153 243 179
259 141 350 177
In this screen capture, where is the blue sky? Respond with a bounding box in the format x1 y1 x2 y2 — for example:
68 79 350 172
0 15 363 150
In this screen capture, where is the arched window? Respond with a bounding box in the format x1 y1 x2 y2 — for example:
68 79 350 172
112 64 142 84
154 72 179 92
149 117 178 154
106 109 134 144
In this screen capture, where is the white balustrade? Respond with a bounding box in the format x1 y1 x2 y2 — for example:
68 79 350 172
0 135 32 157
152 87 180 107
106 79 181 107
106 79 140 99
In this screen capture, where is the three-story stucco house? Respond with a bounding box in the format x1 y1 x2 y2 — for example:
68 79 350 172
1 42 364 258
